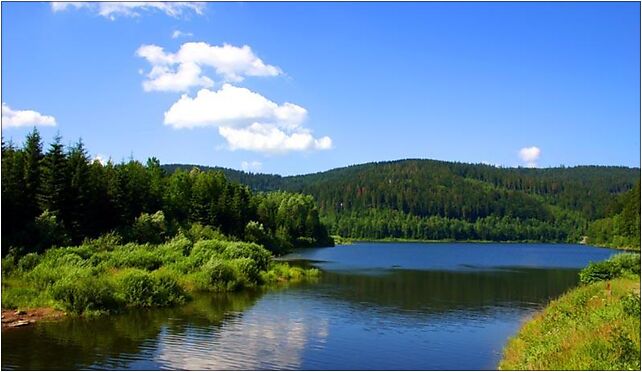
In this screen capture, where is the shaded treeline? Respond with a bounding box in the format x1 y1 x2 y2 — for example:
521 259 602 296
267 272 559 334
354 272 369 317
1 129 332 256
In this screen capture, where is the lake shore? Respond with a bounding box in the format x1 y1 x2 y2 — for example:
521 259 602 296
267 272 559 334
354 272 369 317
1 308 64 330
499 256 641 370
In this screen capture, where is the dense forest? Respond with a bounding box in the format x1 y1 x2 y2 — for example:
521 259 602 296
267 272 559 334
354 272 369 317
165 160 640 247
1 129 332 257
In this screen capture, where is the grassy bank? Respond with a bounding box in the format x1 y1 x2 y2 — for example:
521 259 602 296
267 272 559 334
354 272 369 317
1 233 319 316
500 254 641 370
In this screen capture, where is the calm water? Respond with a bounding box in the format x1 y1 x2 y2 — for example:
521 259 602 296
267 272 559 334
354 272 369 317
2 242 616 370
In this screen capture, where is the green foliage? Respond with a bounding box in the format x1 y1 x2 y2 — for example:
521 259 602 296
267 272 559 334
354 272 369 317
587 183 641 250
131 211 167 244
220 242 271 271
17 253 40 272
500 278 641 370
196 258 241 291
107 245 163 271
1 234 314 315
579 253 641 284
51 271 118 314
83 232 122 252
2 130 331 256
116 269 157 307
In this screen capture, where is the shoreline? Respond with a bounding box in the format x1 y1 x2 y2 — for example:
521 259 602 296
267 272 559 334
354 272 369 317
1 308 65 330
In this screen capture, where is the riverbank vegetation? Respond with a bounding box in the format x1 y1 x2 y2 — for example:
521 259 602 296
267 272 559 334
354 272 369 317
2 232 319 315
500 253 641 370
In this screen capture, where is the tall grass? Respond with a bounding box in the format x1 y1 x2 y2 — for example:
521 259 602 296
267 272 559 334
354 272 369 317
500 253 640 370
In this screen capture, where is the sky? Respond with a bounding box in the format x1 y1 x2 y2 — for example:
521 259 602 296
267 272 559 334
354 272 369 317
2 2 640 175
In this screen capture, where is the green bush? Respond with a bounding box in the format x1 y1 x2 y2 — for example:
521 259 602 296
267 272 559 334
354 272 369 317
231 258 261 284
198 258 241 291
621 292 641 317
116 269 157 307
51 271 118 313
108 246 162 271
221 242 271 271
17 253 40 272
116 269 185 308
580 253 641 284
83 232 122 252
151 270 186 306
131 211 167 244
183 223 228 243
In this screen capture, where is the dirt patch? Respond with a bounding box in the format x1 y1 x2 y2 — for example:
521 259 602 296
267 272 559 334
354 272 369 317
1 308 64 330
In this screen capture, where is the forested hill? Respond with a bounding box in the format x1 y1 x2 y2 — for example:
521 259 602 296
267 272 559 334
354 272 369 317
164 160 640 245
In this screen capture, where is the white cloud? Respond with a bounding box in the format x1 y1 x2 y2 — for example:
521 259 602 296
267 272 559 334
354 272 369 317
2 103 56 128
172 30 193 39
92 154 108 165
518 146 541 168
164 84 305 129
240 160 262 172
137 42 281 92
163 84 332 154
51 2 205 20
220 124 332 154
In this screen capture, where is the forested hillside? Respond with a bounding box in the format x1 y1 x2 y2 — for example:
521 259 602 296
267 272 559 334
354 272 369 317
165 159 640 245
1 130 332 257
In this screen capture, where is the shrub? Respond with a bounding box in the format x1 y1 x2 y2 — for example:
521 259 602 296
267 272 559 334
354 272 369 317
621 292 641 317
83 232 122 252
221 242 271 271
580 253 641 284
116 269 157 307
186 240 228 270
51 271 118 313
17 253 40 272
197 258 241 291
108 245 162 271
231 258 261 284
151 270 186 306
131 211 167 244
183 223 228 243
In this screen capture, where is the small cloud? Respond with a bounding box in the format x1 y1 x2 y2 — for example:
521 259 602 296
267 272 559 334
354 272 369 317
51 2 205 20
92 154 108 165
172 30 193 39
518 146 541 168
137 42 281 92
240 160 262 172
2 103 56 128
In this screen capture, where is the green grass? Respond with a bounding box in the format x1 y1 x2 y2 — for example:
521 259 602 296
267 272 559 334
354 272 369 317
1 234 319 315
500 276 640 370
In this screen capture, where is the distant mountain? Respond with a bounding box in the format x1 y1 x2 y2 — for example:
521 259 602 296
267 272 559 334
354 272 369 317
163 159 640 242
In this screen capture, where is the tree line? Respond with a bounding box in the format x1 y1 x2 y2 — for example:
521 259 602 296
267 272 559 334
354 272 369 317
1 129 332 256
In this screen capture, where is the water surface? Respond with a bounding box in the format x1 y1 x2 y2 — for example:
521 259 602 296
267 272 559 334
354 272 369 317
2 242 615 370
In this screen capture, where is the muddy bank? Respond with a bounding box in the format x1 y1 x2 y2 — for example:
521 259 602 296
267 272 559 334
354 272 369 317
1 308 64 330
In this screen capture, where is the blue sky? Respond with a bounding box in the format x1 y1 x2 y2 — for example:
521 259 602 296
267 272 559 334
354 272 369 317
2 2 640 175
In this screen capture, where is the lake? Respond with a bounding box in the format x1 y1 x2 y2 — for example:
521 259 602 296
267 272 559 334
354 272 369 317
2 242 616 370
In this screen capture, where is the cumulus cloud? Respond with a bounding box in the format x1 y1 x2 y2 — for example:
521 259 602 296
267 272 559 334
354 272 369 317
172 30 193 39
164 84 332 154
51 2 205 20
2 103 56 128
518 146 541 168
137 42 281 92
240 160 262 172
220 124 332 153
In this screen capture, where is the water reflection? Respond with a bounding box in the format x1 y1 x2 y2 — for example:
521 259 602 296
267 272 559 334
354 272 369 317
2 243 615 370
